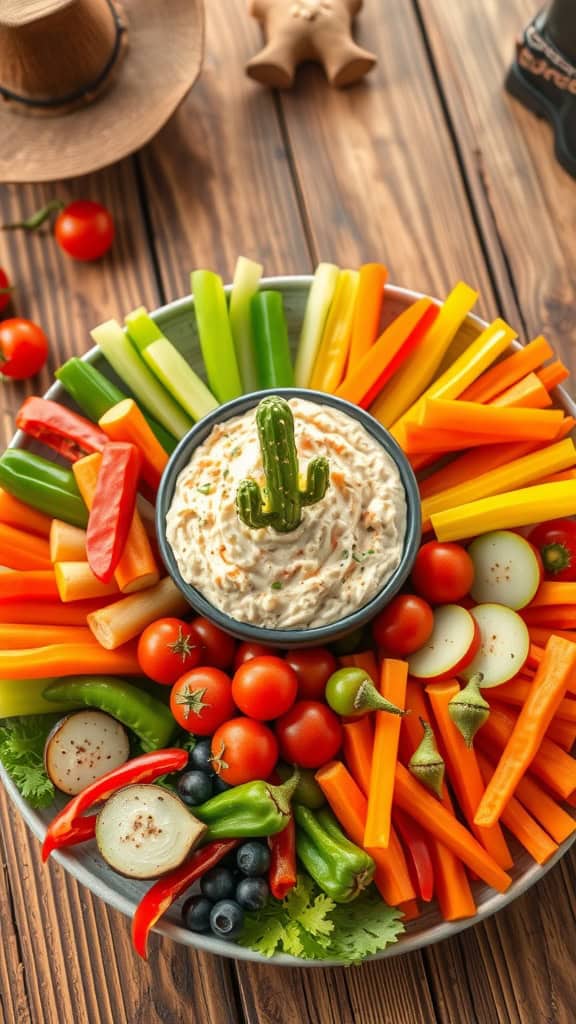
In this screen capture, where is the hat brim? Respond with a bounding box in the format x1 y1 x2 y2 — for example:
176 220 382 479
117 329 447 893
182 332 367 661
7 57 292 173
0 0 204 183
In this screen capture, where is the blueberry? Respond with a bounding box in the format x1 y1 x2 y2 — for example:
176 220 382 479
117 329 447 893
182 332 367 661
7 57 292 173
236 877 269 911
200 866 236 902
212 775 233 794
177 770 213 805
209 899 244 940
182 895 213 933
189 738 213 773
236 841 271 877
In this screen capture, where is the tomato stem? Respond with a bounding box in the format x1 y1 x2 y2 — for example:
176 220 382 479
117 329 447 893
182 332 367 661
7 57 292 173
2 200 65 233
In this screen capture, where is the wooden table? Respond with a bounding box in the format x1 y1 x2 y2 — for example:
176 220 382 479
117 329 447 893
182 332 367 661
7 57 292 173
1 1 575 1021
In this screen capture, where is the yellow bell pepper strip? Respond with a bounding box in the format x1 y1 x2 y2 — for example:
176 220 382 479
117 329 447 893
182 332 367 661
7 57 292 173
490 373 552 410
251 291 294 388
364 658 407 849
461 335 553 404
349 263 388 365
294 263 339 387
418 400 564 443
421 438 576 532
191 269 243 403
124 308 218 423
309 269 359 392
229 256 263 392
335 299 437 409
0 676 84 717
370 281 479 427
431 479 576 543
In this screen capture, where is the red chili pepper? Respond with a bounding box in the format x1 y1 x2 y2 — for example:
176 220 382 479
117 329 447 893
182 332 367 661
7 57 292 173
42 814 98 860
132 839 239 959
86 441 141 582
42 748 188 862
16 397 107 462
393 808 435 902
268 816 297 900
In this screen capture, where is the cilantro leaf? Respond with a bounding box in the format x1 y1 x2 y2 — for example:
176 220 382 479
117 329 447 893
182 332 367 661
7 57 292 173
326 891 405 964
0 715 61 809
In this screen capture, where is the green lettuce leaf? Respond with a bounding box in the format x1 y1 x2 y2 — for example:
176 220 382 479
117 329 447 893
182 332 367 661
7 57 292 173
0 715 60 808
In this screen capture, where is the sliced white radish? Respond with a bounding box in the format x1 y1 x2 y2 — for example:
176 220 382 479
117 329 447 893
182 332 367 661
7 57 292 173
44 711 130 796
407 604 480 681
468 531 542 610
95 784 206 880
461 603 530 688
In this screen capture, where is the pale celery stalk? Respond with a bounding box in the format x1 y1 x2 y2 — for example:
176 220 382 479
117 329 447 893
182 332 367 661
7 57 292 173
0 678 82 718
90 320 193 439
229 256 263 392
294 262 340 387
125 307 218 422
191 270 243 403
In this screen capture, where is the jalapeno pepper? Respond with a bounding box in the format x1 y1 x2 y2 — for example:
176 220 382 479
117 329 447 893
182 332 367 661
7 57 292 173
294 804 375 902
0 449 88 527
15 397 108 462
86 443 141 582
193 771 299 840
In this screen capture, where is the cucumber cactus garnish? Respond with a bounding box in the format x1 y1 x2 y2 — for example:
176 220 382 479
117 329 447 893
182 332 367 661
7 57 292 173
236 396 330 533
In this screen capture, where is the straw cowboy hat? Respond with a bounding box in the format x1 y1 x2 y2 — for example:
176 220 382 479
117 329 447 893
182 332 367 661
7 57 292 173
0 0 204 182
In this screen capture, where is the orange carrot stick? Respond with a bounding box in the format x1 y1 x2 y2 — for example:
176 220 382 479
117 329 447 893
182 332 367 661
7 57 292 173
537 359 570 391
342 717 374 797
0 640 140 678
546 716 576 750
490 372 552 410
99 399 169 493
405 424 508 456
487 679 576 722
419 400 564 443
0 488 52 537
0 598 114 626
476 753 559 864
537 469 576 485
351 650 379 685
364 659 407 848
521 606 576 632
49 520 87 563
0 569 59 603
0 523 52 570
418 442 540 500
54 562 120 602
348 263 387 365
529 582 576 607
0 624 94 649
460 336 553 404
527 626 576 647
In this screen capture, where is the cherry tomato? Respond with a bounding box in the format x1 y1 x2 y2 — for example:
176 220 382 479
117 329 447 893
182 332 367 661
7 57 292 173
54 201 115 262
527 519 576 581
372 594 434 656
211 718 278 785
0 267 11 314
188 616 236 670
410 542 475 604
233 641 279 671
137 617 203 685
284 648 337 701
0 318 48 380
232 656 298 721
275 701 342 769
170 667 235 735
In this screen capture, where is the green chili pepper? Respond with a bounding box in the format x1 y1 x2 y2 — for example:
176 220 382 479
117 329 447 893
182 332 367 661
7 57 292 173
0 449 88 527
193 772 299 840
250 291 294 389
42 676 176 751
325 667 406 718
294 805 375 903
277 762 325 809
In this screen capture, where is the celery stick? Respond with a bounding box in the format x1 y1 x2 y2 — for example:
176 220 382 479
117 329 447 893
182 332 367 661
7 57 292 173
125 307 219 421
0 678 82 718
251 291 294 388
91 320 194 440
191 270 243 403
229 256 263 392
294 263 339 387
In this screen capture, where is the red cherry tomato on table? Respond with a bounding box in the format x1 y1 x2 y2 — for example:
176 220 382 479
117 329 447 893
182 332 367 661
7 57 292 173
0 318 49 380
54 201 115 261
410 542 475 604
527 519 576 581
232 656 298 720
170 667 235 735
233 641 279 670
275 701 342 769
187 616 237 670
211 718 278 785
137 617 203 685
0 267 11 314
284 647 338 701
372 594 434 656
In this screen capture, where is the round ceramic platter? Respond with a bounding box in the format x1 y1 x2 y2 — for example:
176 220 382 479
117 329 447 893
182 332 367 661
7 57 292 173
1 277 574 966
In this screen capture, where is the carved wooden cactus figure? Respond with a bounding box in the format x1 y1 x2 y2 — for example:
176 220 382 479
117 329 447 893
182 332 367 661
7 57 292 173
236 396 330 533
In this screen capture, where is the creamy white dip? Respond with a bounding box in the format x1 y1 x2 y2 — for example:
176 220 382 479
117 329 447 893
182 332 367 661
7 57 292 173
166 398 407 629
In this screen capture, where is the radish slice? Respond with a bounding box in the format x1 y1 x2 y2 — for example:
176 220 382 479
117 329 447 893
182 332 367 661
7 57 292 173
461 603 530 688
468 531 542 610
407 604 480 681
95 784 206 879
44 711 130 796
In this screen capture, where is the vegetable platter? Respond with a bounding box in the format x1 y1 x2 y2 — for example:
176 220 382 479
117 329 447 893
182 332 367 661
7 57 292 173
0 266 575 967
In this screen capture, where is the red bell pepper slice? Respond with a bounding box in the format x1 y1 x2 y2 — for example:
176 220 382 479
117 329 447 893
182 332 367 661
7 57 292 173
16 397 107 462
268 816 297 900
86 441 141 582
132 839 239 959
393 807 435 902
42 748 188 862
42 814 98 858
358 304 439 409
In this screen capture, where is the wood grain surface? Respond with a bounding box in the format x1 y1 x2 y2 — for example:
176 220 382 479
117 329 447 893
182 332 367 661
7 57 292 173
1 1 575 1022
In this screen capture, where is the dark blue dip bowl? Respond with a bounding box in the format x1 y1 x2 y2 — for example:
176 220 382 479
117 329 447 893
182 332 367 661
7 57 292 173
156 388 421 649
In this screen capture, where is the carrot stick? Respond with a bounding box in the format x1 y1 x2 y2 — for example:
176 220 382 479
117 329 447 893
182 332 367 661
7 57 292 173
54 562 120 602
490 372 552 410
0 640 141 678
348 263 387 365
486 679 576 722
399 900 421 920
49 520 87 562
546 716 576 750
0 569 59 603
529 582 576 607
537 469 576 485
537 359 570 391
0 523 52 570
426 681 513 869
460 336 554 404
350 650 379 685
342 717 374 797
527 626 576 647
364 659 407 848
405 424 529 456
521 606 576 631
73 454 159 594
99 399 169 493
476 753 559 864
420 400 564 443
0 598 114 626
315 760 416 907
418 442 537 500
0 624 94 649
87 576 189 650
0 488 52 537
